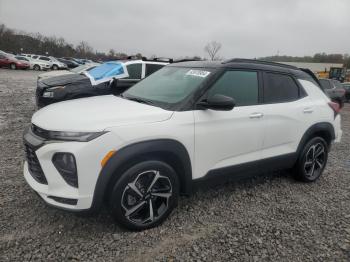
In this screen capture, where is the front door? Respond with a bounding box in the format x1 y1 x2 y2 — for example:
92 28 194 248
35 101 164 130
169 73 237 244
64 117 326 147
194 70 265 179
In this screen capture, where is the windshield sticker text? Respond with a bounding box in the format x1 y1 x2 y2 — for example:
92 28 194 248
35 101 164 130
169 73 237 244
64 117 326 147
186 70 210 78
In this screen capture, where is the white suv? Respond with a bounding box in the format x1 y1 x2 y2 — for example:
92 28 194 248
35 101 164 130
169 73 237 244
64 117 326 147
23 59 342 230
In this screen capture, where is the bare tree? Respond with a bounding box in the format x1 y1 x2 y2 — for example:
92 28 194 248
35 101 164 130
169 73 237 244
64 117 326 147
204 41 222 61
76 41 94 57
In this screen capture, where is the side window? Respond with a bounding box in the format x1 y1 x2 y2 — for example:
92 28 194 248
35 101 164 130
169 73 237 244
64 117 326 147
207 71 259 106
0 54 5 59
126 63 142 79
264 73 299 103
319 79 332 90
145 64 164 77
40 56 50 61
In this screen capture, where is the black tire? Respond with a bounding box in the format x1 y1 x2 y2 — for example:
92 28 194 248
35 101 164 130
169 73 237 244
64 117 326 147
109 160 179 231
10 63 16 70
52 64 58 70
33 65 40 71
294 137 328 182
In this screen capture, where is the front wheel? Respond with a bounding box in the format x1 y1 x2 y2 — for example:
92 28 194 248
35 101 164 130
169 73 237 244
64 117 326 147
109 160 179 230
294 137 328 182
52 64 58 70
33 65 40 71
10 63 16 70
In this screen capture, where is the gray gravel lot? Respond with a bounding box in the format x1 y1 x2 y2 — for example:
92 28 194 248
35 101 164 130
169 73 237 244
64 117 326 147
0 69 349 261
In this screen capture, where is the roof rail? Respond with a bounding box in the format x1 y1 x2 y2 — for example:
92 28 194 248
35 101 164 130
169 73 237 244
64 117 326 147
172 58 203 63
142 57 174 63
222 58 299 70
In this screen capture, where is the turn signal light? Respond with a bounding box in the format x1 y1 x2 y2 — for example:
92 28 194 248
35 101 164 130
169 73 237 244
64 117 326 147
101 150 116 167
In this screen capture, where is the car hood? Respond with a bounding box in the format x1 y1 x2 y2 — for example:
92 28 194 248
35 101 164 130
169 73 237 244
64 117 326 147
32 95 173 132
40 73 89 87
38 70 73 80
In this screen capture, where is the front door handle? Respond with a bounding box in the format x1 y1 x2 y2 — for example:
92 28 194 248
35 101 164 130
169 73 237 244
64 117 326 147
249 112 264 119
303 107 314 114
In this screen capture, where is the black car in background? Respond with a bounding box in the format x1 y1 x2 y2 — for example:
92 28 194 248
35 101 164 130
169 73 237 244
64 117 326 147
57 58 79 69
36 60 168 108
319 78 346 107
342 82 350 101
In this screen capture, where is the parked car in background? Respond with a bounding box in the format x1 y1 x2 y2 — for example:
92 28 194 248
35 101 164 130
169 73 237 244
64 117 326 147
23 59 342 230
62 57 84 65
36 59 168 107
0 53 30 70
37 62 100 80
342 82 350 101
15 55 52 71
319 78 346 107
57 58 79 68
31 56 67 70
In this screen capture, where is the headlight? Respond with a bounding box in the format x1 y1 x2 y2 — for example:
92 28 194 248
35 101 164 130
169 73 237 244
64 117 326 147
31 124 107 142
43 91 54 98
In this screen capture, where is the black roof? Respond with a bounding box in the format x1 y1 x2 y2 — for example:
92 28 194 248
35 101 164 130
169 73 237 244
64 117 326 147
169 58 307 78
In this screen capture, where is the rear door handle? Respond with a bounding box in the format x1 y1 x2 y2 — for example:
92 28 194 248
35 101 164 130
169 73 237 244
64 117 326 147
303 107 314 113
249 112 264 119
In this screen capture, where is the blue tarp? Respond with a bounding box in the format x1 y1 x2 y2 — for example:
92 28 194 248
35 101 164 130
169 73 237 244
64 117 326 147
84 61 129 85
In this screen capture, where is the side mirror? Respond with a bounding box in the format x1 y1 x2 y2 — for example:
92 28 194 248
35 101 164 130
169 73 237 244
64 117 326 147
197 94 235 111
109 78 118 88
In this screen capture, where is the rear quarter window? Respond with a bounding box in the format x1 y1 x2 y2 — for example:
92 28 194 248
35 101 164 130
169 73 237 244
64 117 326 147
264 73 300 103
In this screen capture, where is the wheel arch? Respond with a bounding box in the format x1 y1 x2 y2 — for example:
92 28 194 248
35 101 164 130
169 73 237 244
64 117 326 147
297 122 335 155
90 139 193 212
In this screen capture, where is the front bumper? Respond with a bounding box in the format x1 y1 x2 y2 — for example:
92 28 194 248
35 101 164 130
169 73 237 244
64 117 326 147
23 126 120 212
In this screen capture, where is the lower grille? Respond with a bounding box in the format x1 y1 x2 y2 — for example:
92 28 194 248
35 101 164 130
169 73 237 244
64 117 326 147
25 144 48 184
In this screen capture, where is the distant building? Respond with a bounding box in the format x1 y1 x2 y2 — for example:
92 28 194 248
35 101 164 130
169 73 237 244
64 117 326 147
276 62 344 72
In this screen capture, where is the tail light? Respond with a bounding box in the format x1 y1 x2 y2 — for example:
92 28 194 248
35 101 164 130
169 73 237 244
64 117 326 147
328 101 341 118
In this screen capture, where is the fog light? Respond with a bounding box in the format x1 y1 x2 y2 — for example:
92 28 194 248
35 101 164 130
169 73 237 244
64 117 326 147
52 153 78 188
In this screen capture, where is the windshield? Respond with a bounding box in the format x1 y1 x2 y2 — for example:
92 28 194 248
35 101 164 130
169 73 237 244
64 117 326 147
123 67 212 105
15 56 28 61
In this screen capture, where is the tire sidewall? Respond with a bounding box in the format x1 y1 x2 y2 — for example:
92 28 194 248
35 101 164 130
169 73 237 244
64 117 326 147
109 160 179 230
296 136 328 182
34 65 40 71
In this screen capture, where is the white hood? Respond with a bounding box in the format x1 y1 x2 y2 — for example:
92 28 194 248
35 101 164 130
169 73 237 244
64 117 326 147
32 95 173 132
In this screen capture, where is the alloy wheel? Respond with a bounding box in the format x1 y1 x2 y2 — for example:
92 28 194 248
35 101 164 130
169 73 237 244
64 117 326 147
121 170 172 226
303 143 326 179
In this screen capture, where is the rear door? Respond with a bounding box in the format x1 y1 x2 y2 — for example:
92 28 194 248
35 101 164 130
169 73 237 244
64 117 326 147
260 72 313 162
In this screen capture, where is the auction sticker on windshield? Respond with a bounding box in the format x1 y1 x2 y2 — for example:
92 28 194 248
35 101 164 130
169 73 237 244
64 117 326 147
186 70 210 78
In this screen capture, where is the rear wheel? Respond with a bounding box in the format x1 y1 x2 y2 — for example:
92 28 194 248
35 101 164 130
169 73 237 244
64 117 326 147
294 137 328 182
109 160 179 230
10 63 16 70
33 65 40 71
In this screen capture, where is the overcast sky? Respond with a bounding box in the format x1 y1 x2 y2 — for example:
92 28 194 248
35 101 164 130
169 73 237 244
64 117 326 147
0 0 349 59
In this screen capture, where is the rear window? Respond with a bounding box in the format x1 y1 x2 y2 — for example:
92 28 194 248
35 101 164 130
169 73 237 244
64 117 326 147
264 73 300 103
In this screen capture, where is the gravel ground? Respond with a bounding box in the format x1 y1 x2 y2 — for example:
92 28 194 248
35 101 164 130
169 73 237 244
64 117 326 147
0 69 349 261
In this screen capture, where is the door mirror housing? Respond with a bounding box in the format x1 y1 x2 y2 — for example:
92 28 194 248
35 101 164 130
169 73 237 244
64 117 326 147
109 78 118 88
197 94 235 111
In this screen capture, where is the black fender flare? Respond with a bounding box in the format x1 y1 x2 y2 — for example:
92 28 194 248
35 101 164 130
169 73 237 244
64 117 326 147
296 122 335 156
89 139 193 213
